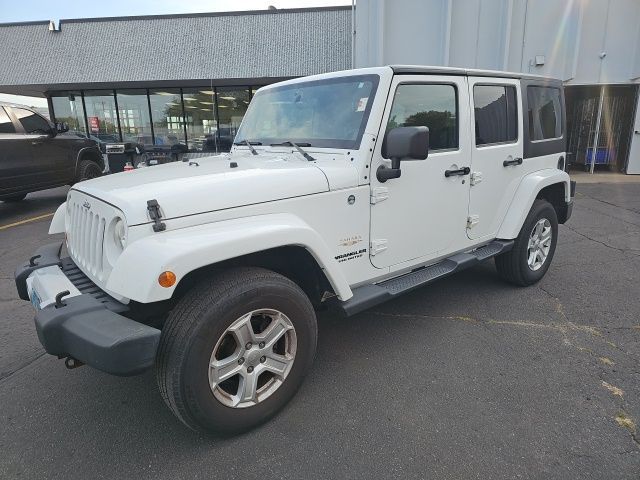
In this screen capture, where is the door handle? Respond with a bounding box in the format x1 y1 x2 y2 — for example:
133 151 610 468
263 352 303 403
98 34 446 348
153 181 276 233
444 166 470 177
503 157 523 167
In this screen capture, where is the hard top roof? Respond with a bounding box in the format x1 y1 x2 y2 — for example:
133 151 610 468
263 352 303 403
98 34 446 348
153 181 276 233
390 65 562 83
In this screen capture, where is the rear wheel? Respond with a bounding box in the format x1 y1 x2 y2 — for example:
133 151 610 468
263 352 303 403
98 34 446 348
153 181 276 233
495 199 558 286
155 267 317 434
77 159 102 182
1 193 27 202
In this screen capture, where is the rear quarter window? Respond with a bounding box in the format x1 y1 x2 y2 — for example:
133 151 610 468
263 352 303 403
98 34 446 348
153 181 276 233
527 87 563 140
0 107 15 134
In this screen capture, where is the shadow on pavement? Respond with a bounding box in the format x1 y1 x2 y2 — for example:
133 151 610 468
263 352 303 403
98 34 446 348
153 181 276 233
0 186 69 224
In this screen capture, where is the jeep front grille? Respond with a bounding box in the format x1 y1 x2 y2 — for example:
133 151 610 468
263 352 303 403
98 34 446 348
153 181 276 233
60 257 127 313
68 200 106 279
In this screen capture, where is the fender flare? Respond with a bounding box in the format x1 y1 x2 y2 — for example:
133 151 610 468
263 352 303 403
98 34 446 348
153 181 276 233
76 146 104 173
497 169 571 239
106 213 353 303
49 202 66 234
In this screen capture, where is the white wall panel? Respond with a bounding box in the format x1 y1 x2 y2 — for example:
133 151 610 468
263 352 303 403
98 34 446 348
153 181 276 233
520 0 581 81
474 0 511 70
600 0 640 83
356 0 640 84
633 26 640 81
381 0 450 65
449 0 481 68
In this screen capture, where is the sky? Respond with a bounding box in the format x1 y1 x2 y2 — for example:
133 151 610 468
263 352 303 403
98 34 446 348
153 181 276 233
0 0 350 107
0 0 350 23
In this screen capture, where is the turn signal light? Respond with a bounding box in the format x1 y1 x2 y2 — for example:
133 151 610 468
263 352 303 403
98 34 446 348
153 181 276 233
158 271 177 288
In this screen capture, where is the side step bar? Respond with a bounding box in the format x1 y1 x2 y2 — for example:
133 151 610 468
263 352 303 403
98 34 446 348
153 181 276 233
338 240 514 317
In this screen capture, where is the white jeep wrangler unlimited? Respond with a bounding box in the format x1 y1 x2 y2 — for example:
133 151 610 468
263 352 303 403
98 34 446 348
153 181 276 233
15 66 574 433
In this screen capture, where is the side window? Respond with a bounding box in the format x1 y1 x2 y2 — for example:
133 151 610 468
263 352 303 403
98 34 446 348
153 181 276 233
0 107 16 134
13 108 51 135
473 85 518 146
527 87 562 140
385 83 458 153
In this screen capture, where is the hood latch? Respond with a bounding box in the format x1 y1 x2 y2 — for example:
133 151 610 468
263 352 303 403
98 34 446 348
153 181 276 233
147 199 166 232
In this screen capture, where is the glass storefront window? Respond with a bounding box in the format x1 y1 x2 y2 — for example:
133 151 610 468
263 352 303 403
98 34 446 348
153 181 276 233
84 90 120 142
51 92 86 136
216 87 250 151
48 85 261 149
116 89 153 146
148 89 186 147
183 88 218 152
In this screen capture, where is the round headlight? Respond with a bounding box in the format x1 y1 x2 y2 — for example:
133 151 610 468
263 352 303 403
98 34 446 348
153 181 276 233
113 218 126 249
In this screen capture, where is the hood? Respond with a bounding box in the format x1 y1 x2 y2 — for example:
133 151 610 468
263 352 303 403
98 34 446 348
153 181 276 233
74 154 330 225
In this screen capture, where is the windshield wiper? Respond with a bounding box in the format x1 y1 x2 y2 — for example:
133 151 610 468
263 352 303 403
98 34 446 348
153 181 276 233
233 139 260 155
270 141 316 162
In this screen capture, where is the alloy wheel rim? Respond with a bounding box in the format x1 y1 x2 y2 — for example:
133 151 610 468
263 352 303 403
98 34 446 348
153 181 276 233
208 309 297 408
527 218 552 271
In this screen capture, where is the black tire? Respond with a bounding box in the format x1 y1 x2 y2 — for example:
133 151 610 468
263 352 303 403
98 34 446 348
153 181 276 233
77 159 102 182
1 193 27 202
156 267 318 434
495 199 558 286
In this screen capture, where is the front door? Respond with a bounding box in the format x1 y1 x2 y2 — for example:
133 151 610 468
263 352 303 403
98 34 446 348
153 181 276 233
369 75 472 269
467 78 524 240
10 107 64 186
0 106 53 194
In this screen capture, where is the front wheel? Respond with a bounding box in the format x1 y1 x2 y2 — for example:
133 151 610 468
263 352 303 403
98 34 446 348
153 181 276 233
155 267 317 434
76 159 102 183
495 199 558 286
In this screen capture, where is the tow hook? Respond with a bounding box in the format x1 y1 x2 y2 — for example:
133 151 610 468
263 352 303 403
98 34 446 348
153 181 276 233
64 357 84 370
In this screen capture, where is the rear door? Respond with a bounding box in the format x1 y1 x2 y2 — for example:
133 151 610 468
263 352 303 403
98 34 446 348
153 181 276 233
369 74 472 269
467 77 523 240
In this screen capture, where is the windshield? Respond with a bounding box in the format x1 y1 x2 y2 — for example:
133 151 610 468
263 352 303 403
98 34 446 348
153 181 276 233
235 75 379 150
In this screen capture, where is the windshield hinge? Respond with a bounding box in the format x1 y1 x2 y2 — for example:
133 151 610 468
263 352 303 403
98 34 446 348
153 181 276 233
470 171 483 186
467 215 480 229
147 199 166 232
370 187 389 204
370 239 388 256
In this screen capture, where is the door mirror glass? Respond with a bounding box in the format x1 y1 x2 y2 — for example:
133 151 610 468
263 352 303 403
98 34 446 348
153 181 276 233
385 126 430 160
55 121 69 134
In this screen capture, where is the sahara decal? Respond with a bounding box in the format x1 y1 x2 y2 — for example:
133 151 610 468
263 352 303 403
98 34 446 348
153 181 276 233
338 235 363 247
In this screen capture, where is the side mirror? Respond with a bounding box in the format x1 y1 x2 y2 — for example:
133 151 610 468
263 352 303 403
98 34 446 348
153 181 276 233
55 122 69 134
377 126 429 182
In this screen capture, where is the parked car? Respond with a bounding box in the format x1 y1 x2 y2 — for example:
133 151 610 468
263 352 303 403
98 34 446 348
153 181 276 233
0 103 105 201
94 133 120 143
15 66 575 434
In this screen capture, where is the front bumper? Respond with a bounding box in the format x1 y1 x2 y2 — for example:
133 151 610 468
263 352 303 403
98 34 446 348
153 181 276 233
15 243 160 376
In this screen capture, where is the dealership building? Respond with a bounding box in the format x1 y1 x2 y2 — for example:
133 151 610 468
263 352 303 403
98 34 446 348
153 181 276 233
1 0 639 173
0 7 352 153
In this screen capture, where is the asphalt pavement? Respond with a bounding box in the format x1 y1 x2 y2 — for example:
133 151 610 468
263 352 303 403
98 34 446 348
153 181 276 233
0 181 639 479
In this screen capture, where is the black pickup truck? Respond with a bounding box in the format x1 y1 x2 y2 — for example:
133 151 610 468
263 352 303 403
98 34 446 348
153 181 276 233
0 103 104 202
